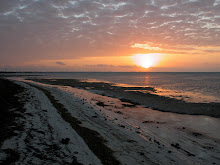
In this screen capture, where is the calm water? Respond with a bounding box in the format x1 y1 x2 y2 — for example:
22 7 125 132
44 72 220 103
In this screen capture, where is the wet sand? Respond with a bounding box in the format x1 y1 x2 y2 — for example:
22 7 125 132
30 78 220 118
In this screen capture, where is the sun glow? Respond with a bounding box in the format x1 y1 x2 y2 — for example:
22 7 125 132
133 53 162 69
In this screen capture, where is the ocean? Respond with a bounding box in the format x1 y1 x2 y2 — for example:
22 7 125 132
43 72 220 103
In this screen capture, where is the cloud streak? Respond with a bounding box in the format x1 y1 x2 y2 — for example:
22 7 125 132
131 43 162 50
56 61 65 65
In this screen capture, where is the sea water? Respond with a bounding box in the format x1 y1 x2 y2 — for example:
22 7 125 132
44 72 220 103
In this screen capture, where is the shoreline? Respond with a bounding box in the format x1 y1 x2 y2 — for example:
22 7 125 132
1 72 219 103
1 77 220 164
29 78 220 118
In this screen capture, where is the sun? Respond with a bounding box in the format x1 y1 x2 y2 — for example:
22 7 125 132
133 53 162 69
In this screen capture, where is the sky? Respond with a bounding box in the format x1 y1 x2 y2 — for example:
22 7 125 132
0 0 220 72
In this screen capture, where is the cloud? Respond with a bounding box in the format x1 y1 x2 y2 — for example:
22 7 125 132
203 50 220 53
131 43 162 50
85 64 114 67
56 61 65 65
85 64 137 69
0 0 220 66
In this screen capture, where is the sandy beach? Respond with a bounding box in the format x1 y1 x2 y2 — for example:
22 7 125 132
0 77 220 165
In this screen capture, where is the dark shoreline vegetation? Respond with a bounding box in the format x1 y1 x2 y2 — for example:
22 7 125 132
30 78 220 118
0 78 25 164
28 83 121 165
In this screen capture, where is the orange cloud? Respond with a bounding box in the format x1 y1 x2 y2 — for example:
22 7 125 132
131 43 162 50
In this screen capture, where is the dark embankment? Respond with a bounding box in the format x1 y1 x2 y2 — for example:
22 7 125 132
30 78 220 118
0 78 25 164
28 83 121 165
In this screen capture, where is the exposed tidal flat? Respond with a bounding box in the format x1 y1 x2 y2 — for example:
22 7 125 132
0 76 220 165
30 78 220 118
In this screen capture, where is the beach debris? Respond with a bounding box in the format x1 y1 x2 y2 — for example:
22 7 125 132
154 139 160 145
185 151 195 157
139 152 145 155
202 146 214 150
142 121 154 124
61 138 70 145
171 143 180 149
96 101 109 107
156 122 166 124
114 111 123 115
118 124 125 128
192 132 203 137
